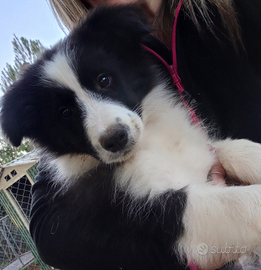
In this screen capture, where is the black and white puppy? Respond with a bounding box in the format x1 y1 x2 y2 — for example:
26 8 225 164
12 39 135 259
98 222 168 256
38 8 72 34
2 5 261 270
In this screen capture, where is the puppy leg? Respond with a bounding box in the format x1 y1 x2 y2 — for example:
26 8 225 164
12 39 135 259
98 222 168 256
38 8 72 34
178 184 261 270
213 139 261 184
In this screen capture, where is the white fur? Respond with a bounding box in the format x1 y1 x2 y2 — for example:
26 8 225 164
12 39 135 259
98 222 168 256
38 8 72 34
180 183 261 269
115 85 216 198
42 52 82 92
47 154 99 190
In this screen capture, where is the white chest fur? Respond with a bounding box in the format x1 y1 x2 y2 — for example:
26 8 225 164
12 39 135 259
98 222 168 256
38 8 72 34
115 86 217 198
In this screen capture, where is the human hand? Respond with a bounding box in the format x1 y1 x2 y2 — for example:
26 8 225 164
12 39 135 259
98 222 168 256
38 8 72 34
208 162 226 186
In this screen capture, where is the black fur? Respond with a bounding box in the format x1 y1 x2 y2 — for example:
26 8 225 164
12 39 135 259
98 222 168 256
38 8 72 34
31 163 187 269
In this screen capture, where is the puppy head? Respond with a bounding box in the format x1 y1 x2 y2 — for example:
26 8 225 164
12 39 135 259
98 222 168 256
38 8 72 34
0 5 156 163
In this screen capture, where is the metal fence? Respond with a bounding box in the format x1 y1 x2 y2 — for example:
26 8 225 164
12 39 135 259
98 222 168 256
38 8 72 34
8 175 32 222
0 215 36 270
0 163 52 270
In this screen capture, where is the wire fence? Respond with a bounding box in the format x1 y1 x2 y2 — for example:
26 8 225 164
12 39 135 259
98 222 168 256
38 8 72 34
0 163 54 270
0 215 36 270
8 175 32 222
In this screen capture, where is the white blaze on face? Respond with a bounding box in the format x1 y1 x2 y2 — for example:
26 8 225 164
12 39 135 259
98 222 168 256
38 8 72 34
42 52 143 163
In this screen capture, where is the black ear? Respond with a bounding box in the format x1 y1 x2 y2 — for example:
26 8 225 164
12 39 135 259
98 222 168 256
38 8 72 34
1 95 23 147
77 4 151 46
0 76 38 147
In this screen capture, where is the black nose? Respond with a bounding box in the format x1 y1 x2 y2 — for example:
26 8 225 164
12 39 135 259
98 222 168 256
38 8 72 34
100 129 128 153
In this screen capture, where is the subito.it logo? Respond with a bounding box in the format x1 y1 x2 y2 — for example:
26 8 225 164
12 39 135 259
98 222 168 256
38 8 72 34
197 243 209 255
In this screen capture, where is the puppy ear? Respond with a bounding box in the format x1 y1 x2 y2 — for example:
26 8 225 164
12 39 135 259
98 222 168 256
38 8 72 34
109 4 152 43
79 4 151 45
1 78 37 147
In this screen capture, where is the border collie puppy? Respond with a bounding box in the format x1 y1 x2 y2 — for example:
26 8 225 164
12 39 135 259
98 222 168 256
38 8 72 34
2 5 261 270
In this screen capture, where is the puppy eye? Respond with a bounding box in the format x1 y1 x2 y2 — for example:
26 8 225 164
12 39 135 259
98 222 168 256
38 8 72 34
60 107 72 118
97 74 111 88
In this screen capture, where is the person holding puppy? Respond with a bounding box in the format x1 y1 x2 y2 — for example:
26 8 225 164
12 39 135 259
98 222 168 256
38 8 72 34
29 0 261 269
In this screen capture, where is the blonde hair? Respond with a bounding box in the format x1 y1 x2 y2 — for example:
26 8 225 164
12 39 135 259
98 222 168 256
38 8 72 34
48 0 89 31
48 0 242 48
155 0 242 49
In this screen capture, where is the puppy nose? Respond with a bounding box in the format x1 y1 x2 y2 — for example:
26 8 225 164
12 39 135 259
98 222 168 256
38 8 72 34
100 129 128 153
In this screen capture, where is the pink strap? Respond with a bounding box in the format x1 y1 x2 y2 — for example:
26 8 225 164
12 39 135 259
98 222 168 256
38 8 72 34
188 261 198 270
171 0 200 126
142 1 185 92
143 0 200 125
172 0 184 93
141 45 181 85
